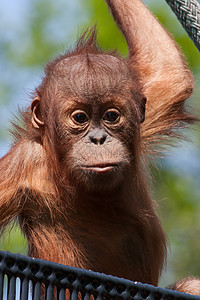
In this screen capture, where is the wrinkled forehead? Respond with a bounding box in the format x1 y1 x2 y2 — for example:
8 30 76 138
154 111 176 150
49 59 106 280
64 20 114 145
51 53 131 100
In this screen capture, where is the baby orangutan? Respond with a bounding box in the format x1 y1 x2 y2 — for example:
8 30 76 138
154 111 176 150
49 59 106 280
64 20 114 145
0 0 199 295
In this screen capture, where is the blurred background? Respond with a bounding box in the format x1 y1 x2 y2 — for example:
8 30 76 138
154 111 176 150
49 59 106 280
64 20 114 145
0 0 200 288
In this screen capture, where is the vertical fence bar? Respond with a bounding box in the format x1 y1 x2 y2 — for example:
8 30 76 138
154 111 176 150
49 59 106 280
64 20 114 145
83 292 90 300
45 283 54 300
20 277 29 300
8 276 16 300
3 275 8 300
0 272 4 299
57 287 66 300
33 281 41 300
70 288 78 300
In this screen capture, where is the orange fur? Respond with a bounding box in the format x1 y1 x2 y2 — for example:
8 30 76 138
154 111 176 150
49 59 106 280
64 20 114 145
0 0 197 292
168 277 200 296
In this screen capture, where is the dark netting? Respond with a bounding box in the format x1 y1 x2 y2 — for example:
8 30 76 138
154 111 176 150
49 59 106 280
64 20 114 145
0 251 199 300
165 0 200 51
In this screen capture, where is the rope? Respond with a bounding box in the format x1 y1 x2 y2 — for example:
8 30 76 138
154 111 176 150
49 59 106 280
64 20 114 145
165 0 200 51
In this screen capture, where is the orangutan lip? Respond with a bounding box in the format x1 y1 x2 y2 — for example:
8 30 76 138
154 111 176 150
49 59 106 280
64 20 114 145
82 164 117 173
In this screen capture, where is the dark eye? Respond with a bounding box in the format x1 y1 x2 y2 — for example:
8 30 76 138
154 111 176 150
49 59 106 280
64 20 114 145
103 109 120 123
72 111 89 124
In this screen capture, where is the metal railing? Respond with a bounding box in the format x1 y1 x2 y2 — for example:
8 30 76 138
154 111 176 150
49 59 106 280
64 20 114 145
0 251 199 300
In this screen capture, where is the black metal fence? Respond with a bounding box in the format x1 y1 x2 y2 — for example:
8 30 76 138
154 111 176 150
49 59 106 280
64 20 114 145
0 250 199 300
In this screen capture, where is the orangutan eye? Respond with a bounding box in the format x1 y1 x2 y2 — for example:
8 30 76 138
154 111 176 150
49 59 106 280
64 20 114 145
72 111 89 124
103 109 120 123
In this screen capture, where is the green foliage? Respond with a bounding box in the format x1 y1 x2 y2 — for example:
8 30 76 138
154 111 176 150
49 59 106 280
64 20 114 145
83 0 128 55
20 0 61 66
153 167 200 284
0 223 27 255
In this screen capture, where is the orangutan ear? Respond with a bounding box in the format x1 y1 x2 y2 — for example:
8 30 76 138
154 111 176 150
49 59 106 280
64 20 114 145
31 97 44 129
